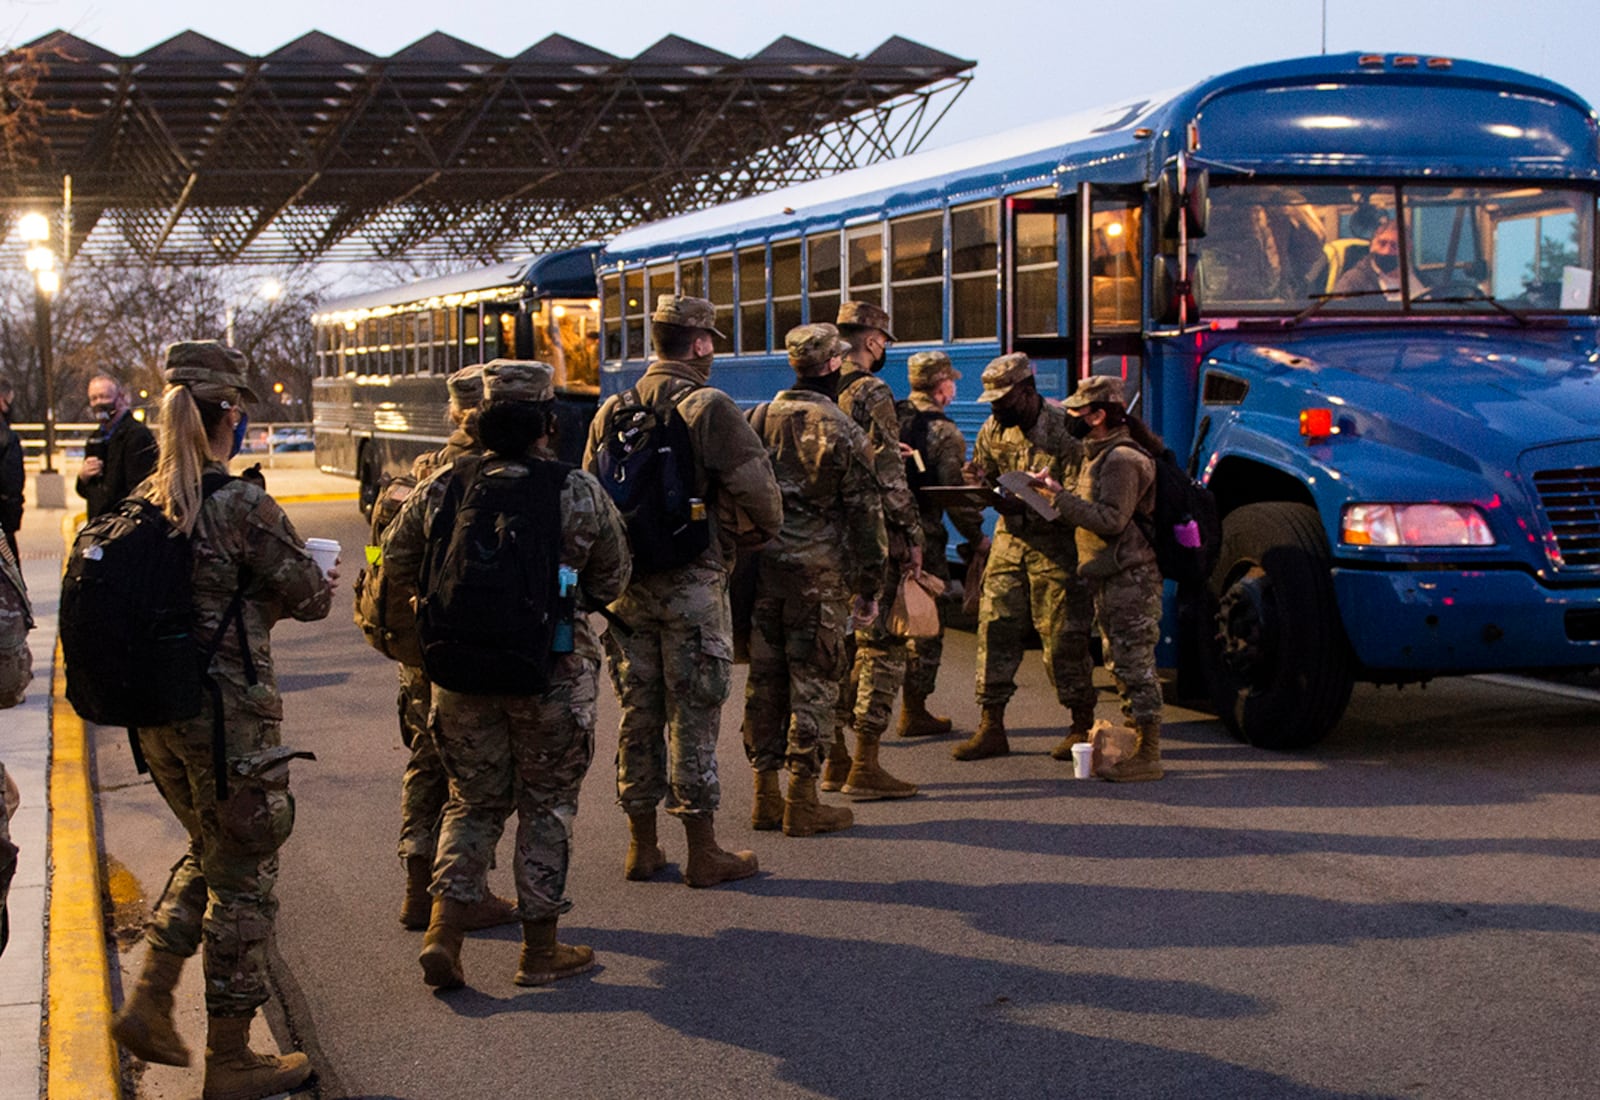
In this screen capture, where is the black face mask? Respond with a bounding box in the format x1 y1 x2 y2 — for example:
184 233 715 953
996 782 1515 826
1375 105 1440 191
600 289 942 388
795 373 841 401
90 403 116 422
1065 414 1092 439
1371 250 1400 275
992 405 1026 429
869 349 887 373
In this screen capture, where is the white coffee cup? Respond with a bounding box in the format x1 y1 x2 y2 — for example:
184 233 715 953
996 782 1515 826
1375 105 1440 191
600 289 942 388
1070 741 1094 779
304 538 341 578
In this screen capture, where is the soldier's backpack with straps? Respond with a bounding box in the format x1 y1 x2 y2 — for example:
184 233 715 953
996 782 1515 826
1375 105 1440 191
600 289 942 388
415 455 570 695
897 399 950 498
594 381 709 573
1113 442 1221 587
352 473 424 665
60 472 255 797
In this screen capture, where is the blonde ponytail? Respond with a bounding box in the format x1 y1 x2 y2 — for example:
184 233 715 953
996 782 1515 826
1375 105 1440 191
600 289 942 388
146 385 214 534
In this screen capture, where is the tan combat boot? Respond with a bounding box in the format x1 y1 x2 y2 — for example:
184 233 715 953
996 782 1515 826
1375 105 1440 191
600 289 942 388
897 689 953 737
201 1013 311 1100
1098 719 1165 782
841 734 919 799
624 810 668 881
952 704 1009 761
110 947 190 1066
457 890 521 931
399 855 433 930
782 772 854 837
514 917 596 986
1050 708 1097 761
820 734 852 792
751 770 784 831
418 896 469 989
681 815 759 888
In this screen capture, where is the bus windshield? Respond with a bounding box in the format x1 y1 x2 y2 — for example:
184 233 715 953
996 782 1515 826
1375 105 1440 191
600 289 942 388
1196 182 1598 315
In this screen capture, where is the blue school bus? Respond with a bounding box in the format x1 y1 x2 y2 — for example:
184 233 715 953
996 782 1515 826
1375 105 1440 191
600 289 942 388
310 247 600 513
595 52 1600 749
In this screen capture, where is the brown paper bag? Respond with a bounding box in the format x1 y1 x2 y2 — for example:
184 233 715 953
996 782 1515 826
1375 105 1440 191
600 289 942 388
1089 719 1138 776
887 573 944 638
961 540 990 618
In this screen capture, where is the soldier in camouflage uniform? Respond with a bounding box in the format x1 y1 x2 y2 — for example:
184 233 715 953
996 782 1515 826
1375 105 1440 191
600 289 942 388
390 365 519 933
742 324 886 837
111 342 333 1100
896 350 989 738
384 361 631 989
953 353 1097 760
0 532 29 959
584 295 783 888
0 529 30 709
1039 375 1164 781
828 301 922 800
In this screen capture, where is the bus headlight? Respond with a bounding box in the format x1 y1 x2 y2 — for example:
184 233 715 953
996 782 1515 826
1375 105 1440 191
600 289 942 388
1341 503 1494 546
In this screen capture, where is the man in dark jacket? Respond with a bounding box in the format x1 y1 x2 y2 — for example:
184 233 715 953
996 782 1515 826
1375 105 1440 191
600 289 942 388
0 380 22 558
76 375 158 519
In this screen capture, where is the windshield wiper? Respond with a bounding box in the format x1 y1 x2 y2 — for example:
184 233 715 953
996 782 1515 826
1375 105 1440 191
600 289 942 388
1410 291 1529 327
1288 289 1393 326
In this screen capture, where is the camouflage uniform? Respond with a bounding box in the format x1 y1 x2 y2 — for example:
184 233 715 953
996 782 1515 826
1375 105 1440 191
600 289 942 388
132 465 332 1017
900 389 985 698
383 445 631 917
584 358 782 819
396 426 482 864
1052 425 1162 724
0 532 31 708
834 367 923 741
742 388 886 775
970 405 1096 716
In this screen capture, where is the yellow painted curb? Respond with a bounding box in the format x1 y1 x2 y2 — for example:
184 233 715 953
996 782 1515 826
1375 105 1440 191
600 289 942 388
47 638 122 1099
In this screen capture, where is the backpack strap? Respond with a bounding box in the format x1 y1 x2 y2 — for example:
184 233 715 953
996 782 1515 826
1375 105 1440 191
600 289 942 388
1104 440 1158 547
195 471 250 800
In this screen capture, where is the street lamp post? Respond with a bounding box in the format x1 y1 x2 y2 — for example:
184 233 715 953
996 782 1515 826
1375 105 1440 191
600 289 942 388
19 212 65 506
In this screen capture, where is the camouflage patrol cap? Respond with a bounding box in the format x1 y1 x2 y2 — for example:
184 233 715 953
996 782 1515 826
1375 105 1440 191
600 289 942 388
446 363 486 410
163 340 258 403
785 323 849 369
836 300 897 341
907 350 960 391
651 294 724 338
483 360 555 403
977 352 1034 403
1063 374 1125 408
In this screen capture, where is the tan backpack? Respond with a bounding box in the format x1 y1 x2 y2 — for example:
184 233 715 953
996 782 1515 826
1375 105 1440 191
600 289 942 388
352 474 424 666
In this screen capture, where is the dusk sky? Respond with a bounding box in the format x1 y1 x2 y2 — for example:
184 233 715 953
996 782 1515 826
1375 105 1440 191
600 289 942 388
6 1 1597 151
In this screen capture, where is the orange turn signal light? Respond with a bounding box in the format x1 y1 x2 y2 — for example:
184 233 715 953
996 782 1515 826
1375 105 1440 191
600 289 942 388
1300 408 1334 438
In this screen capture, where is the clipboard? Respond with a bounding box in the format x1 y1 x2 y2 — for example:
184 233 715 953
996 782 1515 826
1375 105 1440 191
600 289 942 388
997 470 1061 521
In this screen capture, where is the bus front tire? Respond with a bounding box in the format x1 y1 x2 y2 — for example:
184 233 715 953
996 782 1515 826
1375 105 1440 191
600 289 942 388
1203 502 1355 750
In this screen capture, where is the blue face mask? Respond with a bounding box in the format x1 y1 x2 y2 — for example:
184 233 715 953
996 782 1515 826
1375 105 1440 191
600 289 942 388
230 411 250 458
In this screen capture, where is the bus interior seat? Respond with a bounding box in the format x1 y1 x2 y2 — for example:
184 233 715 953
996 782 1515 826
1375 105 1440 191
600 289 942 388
1324 238 1370 292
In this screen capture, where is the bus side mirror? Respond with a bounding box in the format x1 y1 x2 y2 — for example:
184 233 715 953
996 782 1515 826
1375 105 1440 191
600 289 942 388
1152 253 1204 324
1157 167 1210 239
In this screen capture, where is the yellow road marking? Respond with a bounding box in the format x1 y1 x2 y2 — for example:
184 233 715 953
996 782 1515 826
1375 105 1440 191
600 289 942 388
47 640 122 1099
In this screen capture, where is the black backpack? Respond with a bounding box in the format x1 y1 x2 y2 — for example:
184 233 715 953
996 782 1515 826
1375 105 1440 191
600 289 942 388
416 455 569 695
595 382 709 573
897 400 949 497
1116 443 1221 587
61 472 254 797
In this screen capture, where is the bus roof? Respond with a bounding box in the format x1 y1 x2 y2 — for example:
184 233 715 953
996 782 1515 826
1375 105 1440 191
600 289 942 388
602 52 1599 264
317 246 599 316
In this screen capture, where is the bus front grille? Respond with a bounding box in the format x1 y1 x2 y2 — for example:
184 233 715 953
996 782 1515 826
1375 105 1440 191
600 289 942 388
1534 466 1600 569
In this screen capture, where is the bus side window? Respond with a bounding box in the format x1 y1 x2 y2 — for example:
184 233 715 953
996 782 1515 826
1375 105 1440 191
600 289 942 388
951 201 998 340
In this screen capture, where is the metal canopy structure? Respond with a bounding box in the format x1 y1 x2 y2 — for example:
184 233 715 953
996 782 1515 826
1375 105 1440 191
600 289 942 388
1 29 972 265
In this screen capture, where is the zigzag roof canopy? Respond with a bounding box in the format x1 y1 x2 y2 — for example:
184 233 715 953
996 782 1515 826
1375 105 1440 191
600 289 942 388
0 29 972 264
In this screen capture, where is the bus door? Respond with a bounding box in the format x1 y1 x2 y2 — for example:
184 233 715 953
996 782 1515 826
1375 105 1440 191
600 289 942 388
1080 186 1145 410
1005 194 1075 402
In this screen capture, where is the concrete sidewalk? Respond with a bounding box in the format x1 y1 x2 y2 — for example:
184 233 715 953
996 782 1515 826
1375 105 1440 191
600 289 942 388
0 460 355 1100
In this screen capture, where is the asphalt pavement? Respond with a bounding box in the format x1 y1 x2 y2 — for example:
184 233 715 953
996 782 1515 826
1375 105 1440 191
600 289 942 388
90 494 1600 1100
